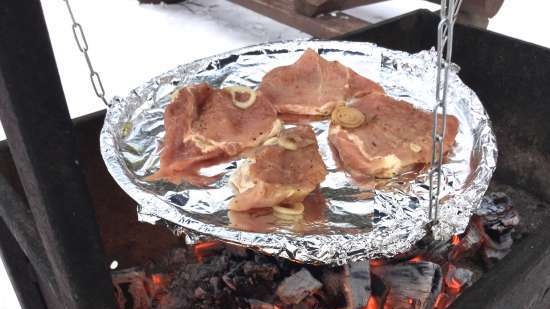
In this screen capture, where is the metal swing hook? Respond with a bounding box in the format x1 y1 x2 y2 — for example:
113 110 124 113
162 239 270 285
428 0 463 225
62 0 110 107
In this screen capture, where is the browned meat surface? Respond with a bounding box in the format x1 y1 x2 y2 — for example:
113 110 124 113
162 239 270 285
229 126 327 211
329 93 459 179
258 49 384 116
148 83 281 186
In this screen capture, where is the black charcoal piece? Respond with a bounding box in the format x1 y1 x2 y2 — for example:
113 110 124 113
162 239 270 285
276 268 323 305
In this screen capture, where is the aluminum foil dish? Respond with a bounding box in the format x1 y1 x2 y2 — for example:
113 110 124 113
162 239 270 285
100 40 497 265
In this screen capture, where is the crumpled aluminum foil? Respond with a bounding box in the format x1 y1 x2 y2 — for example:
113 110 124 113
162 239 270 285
100 40 497 265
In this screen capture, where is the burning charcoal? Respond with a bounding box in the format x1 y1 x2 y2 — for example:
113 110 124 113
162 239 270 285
444 264 474 291
321 269 342 298
222 274 237 291
194 287 207 299
209 276 222 295
482 247 511 263
421 240 453 264
193 241 224 262
486 230 514 250
370 273 388 304
248 299 275 309
112 268 159 309
342 261 371 309
320 268 348 308
372 261 442 309
225 243 249 258
242 261 279 281
455 192 520 267
449 219 483 262
320 262 371 309
276 268 323 305
292 295 321 309
476 192 519 231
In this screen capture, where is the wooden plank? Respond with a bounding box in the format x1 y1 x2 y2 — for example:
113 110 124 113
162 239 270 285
230 0 370 39
294 0 385 17
426 0 505 18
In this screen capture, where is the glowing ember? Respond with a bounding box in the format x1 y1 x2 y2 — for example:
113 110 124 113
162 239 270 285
193 241 221 262
370 259 384 267
434 293 450 309
108 192 518 309
152 274 163 286
447 277 462 293
365 296 380 309
409 256 423 262
451 235 461 245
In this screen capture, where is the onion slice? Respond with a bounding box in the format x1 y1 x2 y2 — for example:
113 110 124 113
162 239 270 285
277 136 298 151
409 143 422 153
224 85 257 109
331 106 365 128
273 203 305 215
262 136 299 151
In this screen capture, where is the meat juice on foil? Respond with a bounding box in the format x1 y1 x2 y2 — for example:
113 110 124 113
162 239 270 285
100 40 497 265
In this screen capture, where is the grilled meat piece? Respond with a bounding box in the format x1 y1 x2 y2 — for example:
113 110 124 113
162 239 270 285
229 125 327 211
329 93 459 179
149 83 281 186
259 49 384 116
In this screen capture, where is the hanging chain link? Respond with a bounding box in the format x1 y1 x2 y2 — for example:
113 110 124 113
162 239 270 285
428 0 463 223
62 0 110 106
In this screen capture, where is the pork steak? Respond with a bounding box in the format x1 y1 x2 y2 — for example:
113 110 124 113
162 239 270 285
259 49 384 116
329 93 459 179
149 83 281 186
229 125 327 211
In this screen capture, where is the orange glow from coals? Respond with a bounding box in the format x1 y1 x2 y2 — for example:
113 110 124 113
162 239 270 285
364 296 380 309
409 256 423 262
194 241 220 262
408 298 414 305
434 293 449 309
451 234 461 245
370 259 384 267
447 277 463 294
151 274 163 286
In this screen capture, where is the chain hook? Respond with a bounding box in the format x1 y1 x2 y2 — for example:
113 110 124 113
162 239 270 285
63 0 110 107
428 0 462 225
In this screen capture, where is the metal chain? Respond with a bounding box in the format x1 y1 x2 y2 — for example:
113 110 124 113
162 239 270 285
62 0 110 106
428 0 463 223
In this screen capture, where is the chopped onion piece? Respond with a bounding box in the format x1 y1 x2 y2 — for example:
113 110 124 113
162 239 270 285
331 106 365 128
273 203 305 215
273 211 303 222
263 137 279 146
409 143 422 153
277 136 298 151
224 85 257 109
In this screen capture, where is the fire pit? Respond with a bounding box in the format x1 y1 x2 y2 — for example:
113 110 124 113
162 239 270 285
111 192 519 309
1 8 549 309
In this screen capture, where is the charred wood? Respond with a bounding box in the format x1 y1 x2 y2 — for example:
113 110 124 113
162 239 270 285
372 261 442 309
276 268 322 305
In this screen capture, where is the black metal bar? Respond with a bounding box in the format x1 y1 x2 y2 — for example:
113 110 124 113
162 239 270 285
0 1 116 309
0 174 59 299
0 218 48 309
